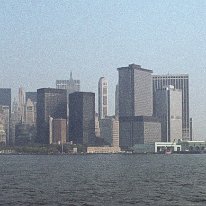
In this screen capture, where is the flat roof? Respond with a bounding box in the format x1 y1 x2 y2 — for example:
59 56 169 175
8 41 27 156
117 64 153 73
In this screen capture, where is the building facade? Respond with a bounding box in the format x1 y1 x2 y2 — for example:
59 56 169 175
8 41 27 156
100 116 119 147
153 74 190 140
49 118 67 144
154 86 182 142
26 92 37 103
69 92 95 146
117 64 160 149
119 116 161 148
56 72 80 116
118 64 153 117
24 98 36 125
0 88 11 114
115 84 119 118
98 77 108 119
0 105 10 145
18 87 25 122
37 88 67 144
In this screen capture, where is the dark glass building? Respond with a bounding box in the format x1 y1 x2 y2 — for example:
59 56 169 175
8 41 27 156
37 88 67 144
69 92 95 146
26 92 37 103
0 88 11 113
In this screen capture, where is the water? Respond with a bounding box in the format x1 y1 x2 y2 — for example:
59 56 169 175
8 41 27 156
0 154 206 206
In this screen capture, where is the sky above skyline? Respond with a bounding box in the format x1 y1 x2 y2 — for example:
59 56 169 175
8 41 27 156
0 0 206 139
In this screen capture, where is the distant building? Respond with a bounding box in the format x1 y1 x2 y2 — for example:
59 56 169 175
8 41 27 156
115 84 119 118
87 146 120 154
15 123 36 146
10 98 19 145
0 122 6 145
0 88 11 115
24 98 36 125
118 64 153 117
0 105 10 145
190 118 193 141
100 116 119 147
95 113 100 138
49 118 67 144
25 92 37 103
153 74 190 140
154 85 182 142
117 64 160 149
119 116 161 148
24 93 37 142
98 77 108 119
56 72 80 116
37 88 67 144
69 92 95 146
18 87 25 122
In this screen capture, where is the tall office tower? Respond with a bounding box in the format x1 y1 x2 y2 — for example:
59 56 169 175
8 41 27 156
153 74 189 140
10 98 19 145
0 88 11 144
37 88 67 144
0 105 10 145
118 64 153 117
18 87 25 122
98 77 108 119
100 116 119 147
115 84 119 118
0 88 11 114
118 64 161 149
69 92 95 146
24 98 35 125
56 72 80 116
154 85 182 142
25 92 37 125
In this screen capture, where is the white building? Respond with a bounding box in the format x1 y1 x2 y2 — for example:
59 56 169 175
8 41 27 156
98 77 108 119
154 85 182 142
24 98 36 125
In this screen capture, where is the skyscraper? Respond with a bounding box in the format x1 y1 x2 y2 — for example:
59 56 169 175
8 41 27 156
154 85 182 142
18 87 25 122
0 88 11 114
69 92 95 146
117 64 161 149
37 88 67 144
25 92 37 125
118 64 153 117
0 88 11 144
153 74 190 140
98 77 108 119
56 72 80 116
115 84 119 118
24 98 36 125
0 105 10 145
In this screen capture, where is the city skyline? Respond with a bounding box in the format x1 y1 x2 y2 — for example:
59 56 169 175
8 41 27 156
0 1 206 140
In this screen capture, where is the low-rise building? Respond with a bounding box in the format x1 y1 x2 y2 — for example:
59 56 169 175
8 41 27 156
87 146 120 154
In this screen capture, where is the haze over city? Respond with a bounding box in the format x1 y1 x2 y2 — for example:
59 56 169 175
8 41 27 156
0 0 206 139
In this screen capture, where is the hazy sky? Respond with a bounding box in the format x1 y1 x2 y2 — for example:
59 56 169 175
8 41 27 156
0 0 206 139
